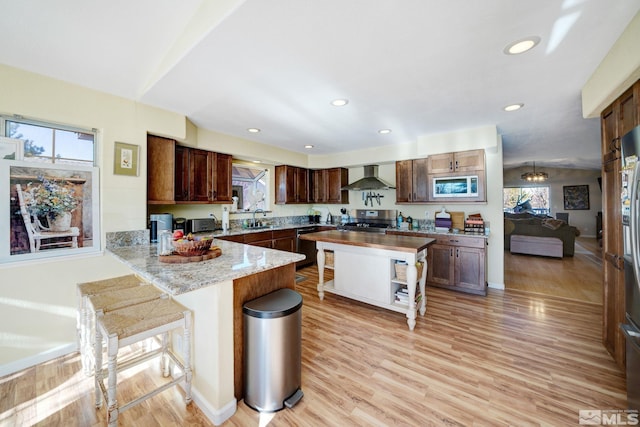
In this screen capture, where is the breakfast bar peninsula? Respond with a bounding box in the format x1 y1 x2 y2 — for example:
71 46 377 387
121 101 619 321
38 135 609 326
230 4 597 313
106 234 304 424
300 230 435 330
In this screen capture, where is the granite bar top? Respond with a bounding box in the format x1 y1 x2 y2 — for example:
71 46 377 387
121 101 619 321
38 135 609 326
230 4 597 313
385 229 489 239
106 239 305 296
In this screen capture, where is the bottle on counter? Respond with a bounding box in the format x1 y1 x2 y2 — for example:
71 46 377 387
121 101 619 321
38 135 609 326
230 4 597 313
406 216 413 230
397 212 404 228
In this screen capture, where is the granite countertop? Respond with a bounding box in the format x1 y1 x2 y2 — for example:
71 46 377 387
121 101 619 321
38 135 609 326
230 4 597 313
106 239 305 296
208 222 335 238
386 228 489 239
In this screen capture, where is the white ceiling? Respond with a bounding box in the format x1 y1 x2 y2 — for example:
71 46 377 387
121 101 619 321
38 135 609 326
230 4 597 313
1 0 638 170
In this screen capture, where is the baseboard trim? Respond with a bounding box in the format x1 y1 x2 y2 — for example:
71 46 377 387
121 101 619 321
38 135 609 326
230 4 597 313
0 343 77 378
190 386 237 426
488 281 505 290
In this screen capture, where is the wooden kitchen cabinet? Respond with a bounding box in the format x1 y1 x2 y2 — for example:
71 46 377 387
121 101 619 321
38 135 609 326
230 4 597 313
311 169 327 203
310 167 349 204
174 144 190 202
272 229 295 252
600 79 640 369
427 149 485 173
275 165 309 204
426 234 487 295
148 135 232 204
147 135 177 204
395 158 429 203
220 229 296 252
187 149 232 203
189 148 211 202
385 231 486 295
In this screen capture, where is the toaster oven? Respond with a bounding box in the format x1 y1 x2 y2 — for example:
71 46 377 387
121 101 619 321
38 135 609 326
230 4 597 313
186 218 219 234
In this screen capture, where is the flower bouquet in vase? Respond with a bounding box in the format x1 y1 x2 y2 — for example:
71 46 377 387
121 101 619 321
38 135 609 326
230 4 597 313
24 176 78 231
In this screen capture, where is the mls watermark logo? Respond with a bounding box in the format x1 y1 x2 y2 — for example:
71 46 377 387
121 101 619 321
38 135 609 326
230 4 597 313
579 409 639 425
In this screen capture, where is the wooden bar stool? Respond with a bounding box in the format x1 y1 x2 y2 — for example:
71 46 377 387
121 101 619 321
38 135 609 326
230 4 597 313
77 274 147 376
86 285 167 376
94 298 192 427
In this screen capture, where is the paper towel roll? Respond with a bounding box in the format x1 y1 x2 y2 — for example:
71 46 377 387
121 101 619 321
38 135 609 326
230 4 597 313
222 207 230 231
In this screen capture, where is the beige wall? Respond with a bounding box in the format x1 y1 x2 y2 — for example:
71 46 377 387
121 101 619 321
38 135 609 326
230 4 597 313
582 11 640 118
0 63 187 373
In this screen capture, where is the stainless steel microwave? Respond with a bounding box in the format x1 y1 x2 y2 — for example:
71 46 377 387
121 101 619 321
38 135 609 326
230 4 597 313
432 175 479 198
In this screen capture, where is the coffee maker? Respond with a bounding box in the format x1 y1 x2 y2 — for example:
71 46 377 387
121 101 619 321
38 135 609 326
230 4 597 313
150 213 173 242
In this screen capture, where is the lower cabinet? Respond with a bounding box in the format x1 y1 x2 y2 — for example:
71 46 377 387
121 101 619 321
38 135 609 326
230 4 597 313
385 231 487 295
218 229 295 252
427 235 486 295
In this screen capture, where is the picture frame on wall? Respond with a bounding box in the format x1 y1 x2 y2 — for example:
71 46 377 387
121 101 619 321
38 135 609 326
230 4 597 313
113 141 139 176
0 137 24 161
563 185 590 210
1 161 101 263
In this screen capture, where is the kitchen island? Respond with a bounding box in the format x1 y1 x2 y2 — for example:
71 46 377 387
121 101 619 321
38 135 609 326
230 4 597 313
299 230 434 330
106 235 304 424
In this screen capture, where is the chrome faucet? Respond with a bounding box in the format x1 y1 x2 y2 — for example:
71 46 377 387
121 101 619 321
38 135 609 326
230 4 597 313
252 208 266 227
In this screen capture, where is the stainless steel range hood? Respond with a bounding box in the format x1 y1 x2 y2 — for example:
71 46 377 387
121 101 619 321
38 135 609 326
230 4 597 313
341 165 395 191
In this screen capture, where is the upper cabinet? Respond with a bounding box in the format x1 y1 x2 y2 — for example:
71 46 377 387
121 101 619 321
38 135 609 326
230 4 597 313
185 149 232 203
147 135 177 204
275 165 309 204
147 134 232 204
276 165 349 205
427 149 485 173
396 149 486 204
311 167 349 204
395 158 429 203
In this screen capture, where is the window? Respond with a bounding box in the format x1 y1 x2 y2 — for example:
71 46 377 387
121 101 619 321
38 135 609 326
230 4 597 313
1 115 95 165
1 115 100 263
232 163 269 211
503 186 550 215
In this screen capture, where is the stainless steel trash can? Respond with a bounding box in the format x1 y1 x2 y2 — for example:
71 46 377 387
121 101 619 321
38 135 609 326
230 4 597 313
243 288 304 412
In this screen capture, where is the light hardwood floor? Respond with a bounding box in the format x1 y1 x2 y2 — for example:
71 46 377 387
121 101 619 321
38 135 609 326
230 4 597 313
505 236 603 304
1 237 625 426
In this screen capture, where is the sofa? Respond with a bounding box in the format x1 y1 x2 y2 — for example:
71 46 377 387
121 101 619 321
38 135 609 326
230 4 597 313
504 212 579 257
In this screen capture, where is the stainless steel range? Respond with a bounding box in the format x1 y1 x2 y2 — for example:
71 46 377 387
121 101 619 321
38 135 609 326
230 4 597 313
338 209 397 233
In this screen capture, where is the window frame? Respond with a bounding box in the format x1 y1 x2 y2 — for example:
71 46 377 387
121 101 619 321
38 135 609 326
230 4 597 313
503 185 551 215
231 162 270 212
1 114 97 166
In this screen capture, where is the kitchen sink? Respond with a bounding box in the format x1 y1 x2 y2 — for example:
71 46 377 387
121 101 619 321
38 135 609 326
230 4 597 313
245 225 272 230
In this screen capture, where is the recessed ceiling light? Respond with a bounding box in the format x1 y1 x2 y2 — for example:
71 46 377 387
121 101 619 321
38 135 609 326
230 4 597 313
247 128 261 133
504 103 524 112
378 129 392 134
252 160 261 163
304 145 314 149
504 36 540 55
331 99 349 107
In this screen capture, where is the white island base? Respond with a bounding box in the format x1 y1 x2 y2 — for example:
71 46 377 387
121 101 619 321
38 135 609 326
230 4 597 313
315 241 427 330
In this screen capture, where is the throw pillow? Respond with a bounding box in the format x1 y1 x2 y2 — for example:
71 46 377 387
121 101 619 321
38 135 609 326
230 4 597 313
542 218 565 230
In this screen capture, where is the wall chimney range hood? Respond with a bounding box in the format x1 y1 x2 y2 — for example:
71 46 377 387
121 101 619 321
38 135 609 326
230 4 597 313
341 165 395 191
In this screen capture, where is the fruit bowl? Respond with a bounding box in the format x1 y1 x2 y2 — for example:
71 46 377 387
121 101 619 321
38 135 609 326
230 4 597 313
172 236 213 257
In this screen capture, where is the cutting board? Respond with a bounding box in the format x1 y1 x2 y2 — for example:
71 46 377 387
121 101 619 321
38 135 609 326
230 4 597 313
159 246 222 263
450 212 465 230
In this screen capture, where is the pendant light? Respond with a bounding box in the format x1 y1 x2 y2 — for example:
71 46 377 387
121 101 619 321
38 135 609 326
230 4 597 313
521 162 548 182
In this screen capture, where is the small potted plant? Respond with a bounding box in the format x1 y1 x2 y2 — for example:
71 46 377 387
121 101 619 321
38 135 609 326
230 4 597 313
23 176 78 231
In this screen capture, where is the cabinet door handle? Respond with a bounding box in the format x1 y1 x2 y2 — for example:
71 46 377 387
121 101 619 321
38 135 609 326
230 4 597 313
449 161 453 171
456 248 459 258
450 248 453 256
455 160 458 170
